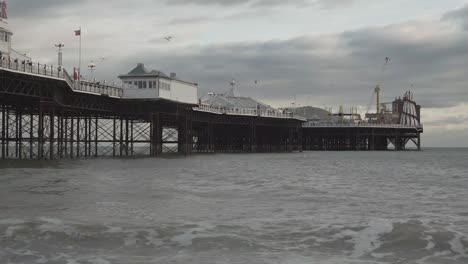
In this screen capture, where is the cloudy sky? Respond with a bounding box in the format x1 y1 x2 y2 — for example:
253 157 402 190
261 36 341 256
4 0 468 146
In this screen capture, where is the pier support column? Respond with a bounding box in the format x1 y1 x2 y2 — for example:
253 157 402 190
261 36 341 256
297 126 303 152
95 116 99 157
112 117 117 158
76 115 81 158
288 127 294 152
1 103 5 159
208 122 215 153
150 113 162 157
178 115 193 155
70 116 75 159
49 107 55 160
417 133 421 151
250 120 257 153
38 104 44 159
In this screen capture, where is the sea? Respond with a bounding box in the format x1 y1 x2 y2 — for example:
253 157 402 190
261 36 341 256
0 149 467 264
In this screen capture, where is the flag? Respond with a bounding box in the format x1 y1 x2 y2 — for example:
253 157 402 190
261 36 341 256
74 29 81 36
73 70 78 81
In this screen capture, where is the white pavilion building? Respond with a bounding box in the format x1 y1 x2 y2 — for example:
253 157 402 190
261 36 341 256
119 63 198 104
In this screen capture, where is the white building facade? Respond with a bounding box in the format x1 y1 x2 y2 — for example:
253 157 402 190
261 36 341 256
0 1 29 61
119 63 198 104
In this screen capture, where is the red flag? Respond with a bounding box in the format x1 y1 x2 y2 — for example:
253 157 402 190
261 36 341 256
74 29 81 36
73 70 78 81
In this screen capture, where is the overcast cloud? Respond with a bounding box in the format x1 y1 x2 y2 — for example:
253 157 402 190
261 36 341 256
4 0 468 146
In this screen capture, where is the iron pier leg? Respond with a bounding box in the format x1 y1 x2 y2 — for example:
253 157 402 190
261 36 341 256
5 107 10 158
119 118 123 157
298 125 303 153
113 117 116 158
38 105 43 159
251 121 257 153
208 121 214 153
1 104 5 159
84 115 88 158
29 112 33 159
417 133 421 151
18 112 23 159
15 110 19 158
59 113 64 158
70 116 74 159
50 108 55 160
95 116 98 157
125 118 129 157
64 115 68 158
130 119 134 157
150 113 162 157
76 116 80 158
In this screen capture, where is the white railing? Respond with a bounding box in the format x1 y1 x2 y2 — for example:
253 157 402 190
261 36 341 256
303 122 423 129
0 58 124 98
195 104 307 121
1 58 65 78
75 80 124 98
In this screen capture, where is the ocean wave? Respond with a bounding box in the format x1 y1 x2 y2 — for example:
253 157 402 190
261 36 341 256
1 217 467 264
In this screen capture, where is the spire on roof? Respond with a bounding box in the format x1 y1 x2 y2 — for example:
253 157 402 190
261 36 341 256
224 79 240 97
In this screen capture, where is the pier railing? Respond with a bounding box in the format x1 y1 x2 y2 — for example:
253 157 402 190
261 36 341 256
1 59 65 79
303 122 423 129
1 59 124 98
195 104 307 121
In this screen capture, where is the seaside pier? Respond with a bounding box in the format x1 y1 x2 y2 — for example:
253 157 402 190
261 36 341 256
0 3 422 160
0 62 306 159
0 62 423 160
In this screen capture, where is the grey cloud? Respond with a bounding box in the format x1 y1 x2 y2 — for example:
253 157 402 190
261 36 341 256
167 0 352 8
106 21 468 111
8 0 85 17
167 16 213 25
424 116 468 127
442 4 468 29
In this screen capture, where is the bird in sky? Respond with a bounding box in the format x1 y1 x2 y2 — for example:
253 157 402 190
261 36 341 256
164 36 173 41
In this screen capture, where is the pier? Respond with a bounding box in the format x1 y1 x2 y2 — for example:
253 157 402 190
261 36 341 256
0 61 306 159
0 0 425 160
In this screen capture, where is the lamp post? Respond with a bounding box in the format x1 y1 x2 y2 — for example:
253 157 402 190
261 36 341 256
54 43 65 67
88 61 96 82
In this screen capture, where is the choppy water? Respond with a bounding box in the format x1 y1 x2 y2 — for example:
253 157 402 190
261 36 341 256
1 149 468 264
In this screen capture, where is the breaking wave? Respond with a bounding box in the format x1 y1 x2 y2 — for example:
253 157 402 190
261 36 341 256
1 217 467 263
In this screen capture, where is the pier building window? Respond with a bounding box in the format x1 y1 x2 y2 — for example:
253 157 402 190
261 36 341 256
159 81 171 91
149 81 153 88
138 81 143 89
134 81 137 87
143 81 147 88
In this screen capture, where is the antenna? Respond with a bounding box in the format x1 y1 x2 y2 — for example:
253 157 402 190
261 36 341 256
375 83 381 114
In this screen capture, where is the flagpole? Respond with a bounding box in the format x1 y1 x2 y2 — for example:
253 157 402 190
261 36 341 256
79 26 82 83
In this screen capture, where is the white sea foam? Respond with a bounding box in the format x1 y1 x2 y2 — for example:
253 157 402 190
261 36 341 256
333 218 394 258
5 225 24 237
